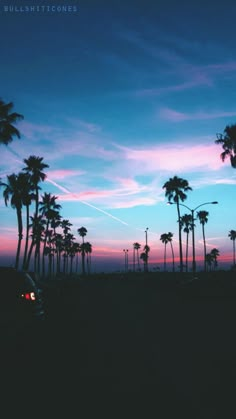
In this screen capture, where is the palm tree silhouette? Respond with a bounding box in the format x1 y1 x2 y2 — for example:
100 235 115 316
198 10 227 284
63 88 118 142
26 214 45 273
0 98 24 145
160 233 169 271
20 172 35 270
133 242 141 271
143 244 150 272
0 172 28 269
84 242 92 274
210 248 220 271
180 213 193 272
160 232 175 272
228 230 236 266
205 253 213 272
140 252 148 272
215 124 236 168
39 193 61 276
77 226 87 275
23 155 49 219
197 210 209 272
167 232 175 272
163 176 192 272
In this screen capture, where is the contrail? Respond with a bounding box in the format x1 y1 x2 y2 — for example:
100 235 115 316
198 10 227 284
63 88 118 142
46 178 129 226
4 146 158 235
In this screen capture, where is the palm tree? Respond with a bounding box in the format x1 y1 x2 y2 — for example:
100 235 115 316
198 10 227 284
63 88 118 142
205 253 213 272
20 172 35 270
140 252 148 271
23 156 49 218
77 227 87 275
0 172 27 269
163 176 192 272
160 232 175 272
167 232 175 272
228 230 236 266
74 242 81 274
180 213 193 272
133 242 141 271
39 193 61 276
26 214 45 273
84 242 92 275
143 244 150 272
197 210 209 272
210 248 220 271
160 233 169 271
215 124 236 168
0 98 24 145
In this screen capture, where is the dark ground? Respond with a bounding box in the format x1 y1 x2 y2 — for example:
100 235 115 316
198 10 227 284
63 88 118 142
2 273 236 418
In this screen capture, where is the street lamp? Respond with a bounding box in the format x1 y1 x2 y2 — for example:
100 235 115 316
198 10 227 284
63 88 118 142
167 201 218 273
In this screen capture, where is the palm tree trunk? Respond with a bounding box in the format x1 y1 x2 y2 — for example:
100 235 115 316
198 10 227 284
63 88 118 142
186 232 189 272
233 240 236 266
26 238 35 271
170 242 175 272
15 207 23 270
202 225 207 272
177 200 183 272
164 244 167 271
22 204 30 270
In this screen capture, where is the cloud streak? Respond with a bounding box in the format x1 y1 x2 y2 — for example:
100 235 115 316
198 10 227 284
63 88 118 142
158 107 236 122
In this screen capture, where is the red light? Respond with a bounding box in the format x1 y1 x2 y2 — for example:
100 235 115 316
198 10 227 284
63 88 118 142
21 292 36 301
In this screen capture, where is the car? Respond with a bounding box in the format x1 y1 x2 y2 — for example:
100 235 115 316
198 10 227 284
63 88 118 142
0 266 45 331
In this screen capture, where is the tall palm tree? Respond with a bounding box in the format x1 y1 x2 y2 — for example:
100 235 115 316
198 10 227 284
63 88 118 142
197 210 209 272
215 124 236 168
133 242 141 271
20 172 35 270
180 213 193 272
77 226 87 275
23 156 49 218
0 98 24 145
0 172 27 269
163 176 192 272
228 230 236 266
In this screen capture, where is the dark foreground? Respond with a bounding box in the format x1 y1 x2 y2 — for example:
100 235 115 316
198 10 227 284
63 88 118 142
2 273 236 418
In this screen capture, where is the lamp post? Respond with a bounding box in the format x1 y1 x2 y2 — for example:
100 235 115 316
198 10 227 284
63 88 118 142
145 228 149 272
168 201 218 273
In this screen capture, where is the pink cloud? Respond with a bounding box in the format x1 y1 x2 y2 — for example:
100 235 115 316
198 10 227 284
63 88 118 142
121 143 222 172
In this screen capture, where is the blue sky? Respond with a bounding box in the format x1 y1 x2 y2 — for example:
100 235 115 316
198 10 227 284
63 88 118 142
0 0 236 272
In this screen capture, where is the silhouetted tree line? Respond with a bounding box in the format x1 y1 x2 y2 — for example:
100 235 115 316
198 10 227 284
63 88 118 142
1 98 236 275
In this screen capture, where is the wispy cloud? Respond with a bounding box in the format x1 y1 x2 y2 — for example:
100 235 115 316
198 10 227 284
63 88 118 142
116 142 222 173
47 169 86 180
135 77 211 97
158 107 236 122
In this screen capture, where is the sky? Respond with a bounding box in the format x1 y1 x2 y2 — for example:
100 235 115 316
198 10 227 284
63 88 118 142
0 0 236 273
